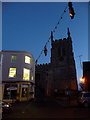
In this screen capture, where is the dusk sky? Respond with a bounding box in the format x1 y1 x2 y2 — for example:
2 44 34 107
2 2 88 86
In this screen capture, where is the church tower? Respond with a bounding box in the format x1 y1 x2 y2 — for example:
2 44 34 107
51 28 74 65
35 28 78 97
50 28 77 91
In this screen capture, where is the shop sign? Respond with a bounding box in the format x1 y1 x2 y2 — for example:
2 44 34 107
7 87 17 90
21 85 28 88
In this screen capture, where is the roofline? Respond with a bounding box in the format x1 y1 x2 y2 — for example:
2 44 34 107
0 50 33 55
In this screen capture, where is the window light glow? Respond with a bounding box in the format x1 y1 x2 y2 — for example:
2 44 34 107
25 56 31 64
9 68 16 78
31 76 34 80
23 68 30 80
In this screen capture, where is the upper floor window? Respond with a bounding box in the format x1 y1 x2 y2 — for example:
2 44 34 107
11 55 17 62
31 76 34 80
23 68 30 80
25 56 31 64
9 68 16 78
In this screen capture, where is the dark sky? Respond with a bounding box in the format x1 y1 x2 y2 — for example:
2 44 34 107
2 2 88 86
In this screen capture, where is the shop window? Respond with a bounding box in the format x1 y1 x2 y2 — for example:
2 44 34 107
11 55 17 62
22 88 28 97
9 68 16 78
25 56 31 64
11 90 17 99
4 89 11 99
23 68 30 80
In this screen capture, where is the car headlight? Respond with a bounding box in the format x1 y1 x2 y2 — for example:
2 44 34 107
4 104 9 107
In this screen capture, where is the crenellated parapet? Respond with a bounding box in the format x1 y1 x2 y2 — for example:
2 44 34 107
52 39 62 44
35 63 51 72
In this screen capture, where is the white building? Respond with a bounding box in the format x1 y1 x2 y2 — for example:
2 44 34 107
0 50 35 102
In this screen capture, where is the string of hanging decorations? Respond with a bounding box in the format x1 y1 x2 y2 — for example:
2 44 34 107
35 2 75 64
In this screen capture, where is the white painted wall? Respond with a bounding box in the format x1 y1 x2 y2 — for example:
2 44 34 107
0 50 35 84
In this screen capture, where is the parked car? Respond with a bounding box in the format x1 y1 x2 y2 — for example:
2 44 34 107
0 100 12 113
78 91 90 107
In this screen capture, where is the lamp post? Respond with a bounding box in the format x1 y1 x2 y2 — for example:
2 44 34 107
80 77 86 91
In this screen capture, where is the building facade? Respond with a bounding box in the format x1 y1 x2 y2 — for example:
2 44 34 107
83 61 90 91
0 50 35 102
35 28 78 97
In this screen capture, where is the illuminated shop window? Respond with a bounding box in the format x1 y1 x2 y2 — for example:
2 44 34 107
25 56 31 64
23 68 30 80
11 55 17 62
9 68 16 78
22 88 28 97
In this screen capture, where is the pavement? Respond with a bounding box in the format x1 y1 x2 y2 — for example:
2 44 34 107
2 97 90 120
35 95 78 108
53 96 78 107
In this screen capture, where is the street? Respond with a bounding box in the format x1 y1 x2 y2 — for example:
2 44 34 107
2 98 90 120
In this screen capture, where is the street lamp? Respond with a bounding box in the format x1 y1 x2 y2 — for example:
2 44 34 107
80 77 85 84
79 77 86 90
68 2 75 19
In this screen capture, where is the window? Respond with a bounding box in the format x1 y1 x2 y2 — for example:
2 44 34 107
9 68 16 78
22 88 28 97
31 76 34 80
25 56 30 64
23 68 30 80
11 55 17 62
0 54 3 65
